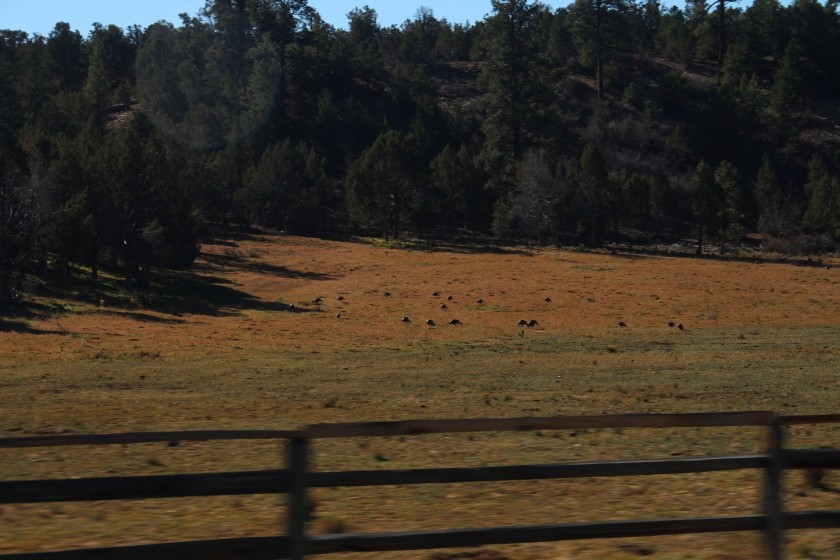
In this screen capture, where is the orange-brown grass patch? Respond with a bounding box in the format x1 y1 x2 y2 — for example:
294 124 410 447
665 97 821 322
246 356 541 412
2 232 840 559
4 233 839 364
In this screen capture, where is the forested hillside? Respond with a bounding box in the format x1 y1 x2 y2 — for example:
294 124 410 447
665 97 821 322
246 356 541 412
1 0 839 302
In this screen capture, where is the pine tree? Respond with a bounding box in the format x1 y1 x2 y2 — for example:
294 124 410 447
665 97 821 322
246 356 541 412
802 155 840 238
576 142 610 246
689 160 724 255
754 153 784 235
430 145 487 232
771 41 802 113
568 0 630 100
46 23 86 90
246 0 315 125
478 0 554 198
507 149 560 244
84 38 110 127
345 131 424 239
714 160 745 250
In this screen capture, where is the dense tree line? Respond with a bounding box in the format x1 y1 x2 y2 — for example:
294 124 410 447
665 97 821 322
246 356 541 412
1 0 839 302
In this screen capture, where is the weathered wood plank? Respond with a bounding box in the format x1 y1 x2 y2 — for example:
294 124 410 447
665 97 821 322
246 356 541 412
307 455 767 488
780 414 840 425
786 511 840 529
0 430 301 449
307 515 767 554
0 537 288 560
763 420 784 560
784 449 840 468
306 412 775 438
287 437 309 560
0 470 291 504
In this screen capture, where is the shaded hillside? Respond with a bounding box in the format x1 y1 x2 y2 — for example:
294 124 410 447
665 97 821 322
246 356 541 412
1 0 840 305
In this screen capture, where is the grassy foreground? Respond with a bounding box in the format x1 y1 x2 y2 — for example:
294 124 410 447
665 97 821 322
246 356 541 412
2 231 840 559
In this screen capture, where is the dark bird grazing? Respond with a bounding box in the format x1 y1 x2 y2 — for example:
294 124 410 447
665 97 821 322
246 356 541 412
476 298 484 304
544 297 552 303
449 319 463 325
426 319 435 327
401 316 411 323
678 323 684 330
440 303 447 309
447 295 453 301
383 292 391 297
337 296 345 301
518 319 528 327
312 297 323 304
618 321 627 328
432 291 440 296
528 319 539 328
335 313 341 319
668 321 675 328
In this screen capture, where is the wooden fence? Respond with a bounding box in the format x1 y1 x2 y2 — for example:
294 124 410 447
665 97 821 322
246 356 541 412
2 411 840 560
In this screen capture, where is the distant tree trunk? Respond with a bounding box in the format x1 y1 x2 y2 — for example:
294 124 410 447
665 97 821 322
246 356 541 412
58 257 69 285
696 226 704 255
0 269 12 303
123 240 133 290
717 0 726 65
596 5 605 100
597 56 605 100
90 238 98 280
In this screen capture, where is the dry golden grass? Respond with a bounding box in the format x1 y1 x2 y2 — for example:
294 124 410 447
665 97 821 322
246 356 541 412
2 231 840 559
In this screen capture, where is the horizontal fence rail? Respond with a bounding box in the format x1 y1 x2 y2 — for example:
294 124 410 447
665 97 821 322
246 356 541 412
306 515 770 555
2 412 840 559
0 429 302 448
306 411 776 438
0 537 289 560
0 469 292 504
306 455 768 488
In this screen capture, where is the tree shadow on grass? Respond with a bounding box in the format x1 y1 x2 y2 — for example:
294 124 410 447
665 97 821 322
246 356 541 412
360 236 532 256
94 310 187 324
141 271 320 317
198 252 334 280
0 318 68 335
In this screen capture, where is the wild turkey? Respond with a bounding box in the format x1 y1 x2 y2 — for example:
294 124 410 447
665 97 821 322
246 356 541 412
448 319 463 326
618 321 627 328
426 319 436 327
544 297 552 303
528 319 539 328
401 316 411 323
518 319 528 327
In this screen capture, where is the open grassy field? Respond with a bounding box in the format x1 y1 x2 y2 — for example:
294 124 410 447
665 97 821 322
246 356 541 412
2 230 840 559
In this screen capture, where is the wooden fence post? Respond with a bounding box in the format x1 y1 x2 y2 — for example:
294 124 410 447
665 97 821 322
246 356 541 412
763 418 784 560
288 436 309 560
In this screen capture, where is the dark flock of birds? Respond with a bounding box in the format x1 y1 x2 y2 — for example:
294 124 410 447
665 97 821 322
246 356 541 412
306 291 685 332
396 292 479 328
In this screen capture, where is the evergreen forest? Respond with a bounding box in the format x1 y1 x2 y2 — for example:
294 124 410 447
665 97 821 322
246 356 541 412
2 0 840 302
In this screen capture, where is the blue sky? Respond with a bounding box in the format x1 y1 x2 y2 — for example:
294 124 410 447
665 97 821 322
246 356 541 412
1 0 569 37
